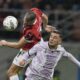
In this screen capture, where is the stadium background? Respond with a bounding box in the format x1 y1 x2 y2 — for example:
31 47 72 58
0 0 80 80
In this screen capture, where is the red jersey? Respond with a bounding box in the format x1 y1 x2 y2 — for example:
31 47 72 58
22 8 43 50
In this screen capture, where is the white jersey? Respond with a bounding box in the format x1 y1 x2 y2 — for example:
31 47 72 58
23 41 80 80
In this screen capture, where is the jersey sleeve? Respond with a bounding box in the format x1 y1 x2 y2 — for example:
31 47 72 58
22 43 40 61
63 49 80 67
24 31 34 43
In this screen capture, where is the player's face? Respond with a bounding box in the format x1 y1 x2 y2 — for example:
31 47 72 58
48 32 61 47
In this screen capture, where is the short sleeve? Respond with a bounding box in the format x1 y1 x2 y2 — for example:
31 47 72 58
22 43 40 60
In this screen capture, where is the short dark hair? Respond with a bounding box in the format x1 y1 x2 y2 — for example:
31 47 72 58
51 30 62 38
53 30 61 34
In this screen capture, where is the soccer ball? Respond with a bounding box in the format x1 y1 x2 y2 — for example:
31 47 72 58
3 16 18 30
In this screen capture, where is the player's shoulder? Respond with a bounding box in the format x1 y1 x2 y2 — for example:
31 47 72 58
57 45 65 51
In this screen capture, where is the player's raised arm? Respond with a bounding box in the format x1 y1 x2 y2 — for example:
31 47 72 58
63 49 80 67
42 13 48 28
45 25 57 32
42 13 57 33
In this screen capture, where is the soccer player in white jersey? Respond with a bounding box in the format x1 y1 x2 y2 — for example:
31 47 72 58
20 30 80 80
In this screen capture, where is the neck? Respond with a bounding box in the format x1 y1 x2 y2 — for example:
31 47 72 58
48 43 57 49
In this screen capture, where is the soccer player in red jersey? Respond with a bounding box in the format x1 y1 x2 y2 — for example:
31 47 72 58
0 8 55 80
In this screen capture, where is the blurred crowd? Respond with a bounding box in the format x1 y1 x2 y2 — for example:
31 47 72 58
0 0 80 42
0 0 80 10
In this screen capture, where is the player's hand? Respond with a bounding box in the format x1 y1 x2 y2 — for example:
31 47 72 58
0 40 7 46
45 25 56 32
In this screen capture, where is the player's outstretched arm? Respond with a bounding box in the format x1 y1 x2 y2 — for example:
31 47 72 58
63 50 80 67
0 37 27 49
42 13 48 28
